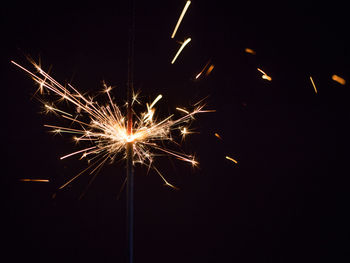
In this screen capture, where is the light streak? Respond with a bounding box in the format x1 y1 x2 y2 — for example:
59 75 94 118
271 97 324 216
205 64 214 76
171 37 191 64
225 156 238 164
332 74 346 85
171 0 191 39
195 60 210 80
12 59 211 189
176 107 190 114
19 179 50 182
214 133 222 140
245 48 256 55
257 68 272 81
309 76 318 94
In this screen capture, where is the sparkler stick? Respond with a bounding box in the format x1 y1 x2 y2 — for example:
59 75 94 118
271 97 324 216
127 0 135 261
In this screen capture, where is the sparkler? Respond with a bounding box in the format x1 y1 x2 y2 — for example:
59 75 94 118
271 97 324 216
11 59 211 191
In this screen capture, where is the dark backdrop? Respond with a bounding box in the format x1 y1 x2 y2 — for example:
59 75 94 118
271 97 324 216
3 0 349 262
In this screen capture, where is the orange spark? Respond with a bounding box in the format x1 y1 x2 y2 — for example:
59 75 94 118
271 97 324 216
332 74 346 85
19 179 50 182
309 76 318 94
257 68 272 81
225 156 238 164
205 64 215 76
195 60 211 79
214 133 222 140
245 48 256 55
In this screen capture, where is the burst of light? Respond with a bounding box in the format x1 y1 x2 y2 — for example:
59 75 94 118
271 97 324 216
225 156 238 164
332 74 346 85
309 76 318 94
257 68 272 81
171 37 191 64
12 59 212 189
171 0 191 39
245 48 256 55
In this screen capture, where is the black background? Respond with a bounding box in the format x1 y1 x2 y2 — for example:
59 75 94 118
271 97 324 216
2 0 349 262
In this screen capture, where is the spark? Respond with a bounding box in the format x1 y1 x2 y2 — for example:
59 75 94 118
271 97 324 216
332 74 346 85
12 60 211 189
19 179 50 182
149 94 163 109
195 60 211 79
309 76 318 94
45 104 73 116
214 133 222 140
245 48 256 55
171 0 191 39
205 64 214 76
225 156 238 164
171 37 191 64
176 107 190 114
257 68 272 81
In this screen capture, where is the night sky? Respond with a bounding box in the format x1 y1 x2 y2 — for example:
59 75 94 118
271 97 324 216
3 1 349 262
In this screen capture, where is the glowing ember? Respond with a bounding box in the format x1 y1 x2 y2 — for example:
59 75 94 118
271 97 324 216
332 74 346 85
245 48 256 55
225 156 238 164
19 179 50 183
214 133 222 140
309 76 318 94
257 68 272 81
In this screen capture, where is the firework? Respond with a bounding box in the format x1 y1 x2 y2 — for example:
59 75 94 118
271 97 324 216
171 0 191 39
12 59 212 190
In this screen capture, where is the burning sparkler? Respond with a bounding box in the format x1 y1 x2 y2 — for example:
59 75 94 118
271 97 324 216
11 59 212 190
